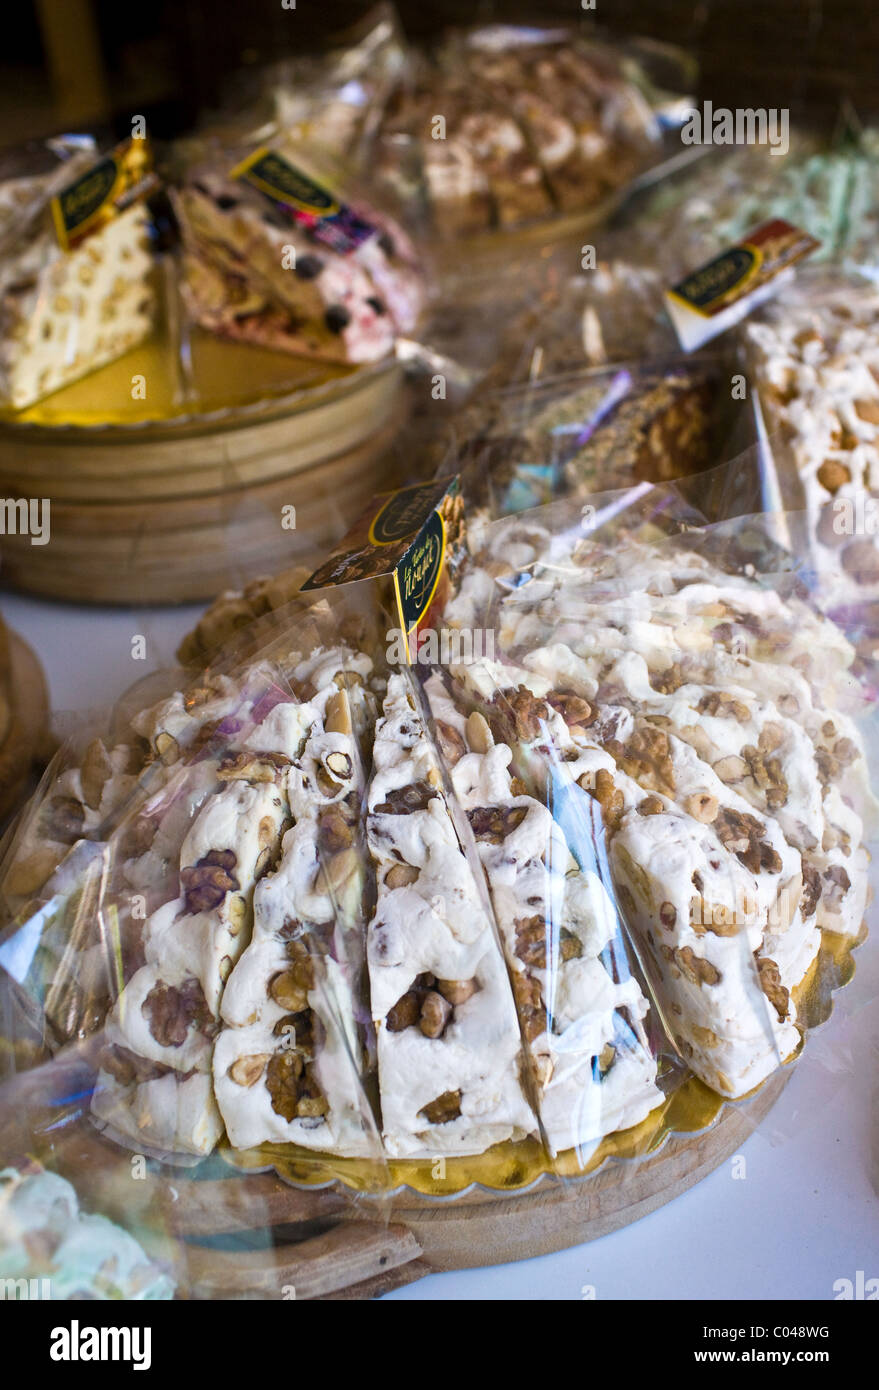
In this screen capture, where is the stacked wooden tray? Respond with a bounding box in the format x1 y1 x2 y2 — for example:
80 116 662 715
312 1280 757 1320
0 332 407 605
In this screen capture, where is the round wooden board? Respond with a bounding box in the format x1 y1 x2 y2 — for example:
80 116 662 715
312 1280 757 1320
390 1069 789 1271
0 349 407 605
0 409 407 605
21 1064 790 1297
0 360 403 503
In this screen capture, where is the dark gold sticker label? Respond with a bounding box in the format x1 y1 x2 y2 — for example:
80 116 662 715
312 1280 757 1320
51 137 156 252
302 476 461 664
367 481 452 547
231 146 376 255
232 148 339 216
673 246 757 311
394 508 446 633
668 218 819 320
302 477 457 591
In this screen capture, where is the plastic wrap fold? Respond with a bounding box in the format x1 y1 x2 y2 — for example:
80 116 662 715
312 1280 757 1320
443 480 876 1125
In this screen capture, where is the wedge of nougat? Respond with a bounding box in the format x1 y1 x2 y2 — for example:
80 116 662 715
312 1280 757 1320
0 164 154 409
366 672 535 1157
93 775 288 1157
172 163 422 365
425 671 662 1155
215 678 379 1158
92 685 317 1158
451 658 811 1099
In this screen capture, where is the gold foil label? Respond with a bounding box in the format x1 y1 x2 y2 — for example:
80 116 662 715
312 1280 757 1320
51 137 157 252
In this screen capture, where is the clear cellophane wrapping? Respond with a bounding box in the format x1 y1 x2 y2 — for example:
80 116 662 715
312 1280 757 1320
488 123 879 380
0 135 160 414
743 265 879 675
451 351 759 522
370 21 667 243
434 471 877 1160
1 466 877 1298
256 3 409 170
0 585 400 1299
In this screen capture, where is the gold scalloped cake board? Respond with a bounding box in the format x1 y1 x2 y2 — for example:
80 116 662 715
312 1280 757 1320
223 923 859 1200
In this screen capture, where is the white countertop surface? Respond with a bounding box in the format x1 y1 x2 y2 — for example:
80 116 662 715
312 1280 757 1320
3 587 877 1302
